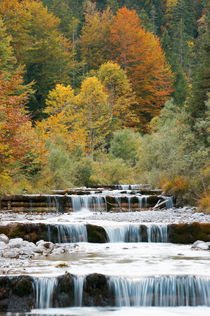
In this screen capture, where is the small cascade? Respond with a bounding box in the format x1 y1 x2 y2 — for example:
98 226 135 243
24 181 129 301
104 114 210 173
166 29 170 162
47 195 61 211
137 195 148 209
164 196 174 208
116 185 130 190
74 276 85 306
104 224 168 243
109 276 210 307
47 224 87 243
71 195 106 212
104 225 141 243
34 277 57 309
147 224 168 243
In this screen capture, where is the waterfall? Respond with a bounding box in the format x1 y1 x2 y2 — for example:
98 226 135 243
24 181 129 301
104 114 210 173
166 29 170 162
74 276 85 306
34 277 57 308
109 276 210 307
47 195 62 211
147 225 168 243
47 224 87 243
104 224 168 243
71 195 105 212
104 225 141 243
137 196 148 209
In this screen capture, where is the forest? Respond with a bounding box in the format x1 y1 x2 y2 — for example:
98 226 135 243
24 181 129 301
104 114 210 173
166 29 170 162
0 0 209 211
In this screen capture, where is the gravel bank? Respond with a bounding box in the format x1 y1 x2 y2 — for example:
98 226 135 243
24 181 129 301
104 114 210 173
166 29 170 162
0 207 209 224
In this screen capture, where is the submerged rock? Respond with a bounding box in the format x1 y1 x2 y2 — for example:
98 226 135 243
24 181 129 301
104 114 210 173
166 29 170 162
192 240 210 250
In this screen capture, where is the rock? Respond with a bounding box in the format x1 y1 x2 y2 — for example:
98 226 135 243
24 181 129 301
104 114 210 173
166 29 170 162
0 276 34 312
168 223 210 244
83 273 113 306
86 224 108 243
12 276 33 297
0 234 9 244
36 240 54 251
2 249 19 259
55 273 74 307
8 238 24 248
51 247 65 256
191 240 210 250
0 242 6 249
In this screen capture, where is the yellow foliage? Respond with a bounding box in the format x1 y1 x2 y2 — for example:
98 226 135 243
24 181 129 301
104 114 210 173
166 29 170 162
45 84 75 116
166 0 178 11
0 169 13 193
198 193 210 214
75 76 111 152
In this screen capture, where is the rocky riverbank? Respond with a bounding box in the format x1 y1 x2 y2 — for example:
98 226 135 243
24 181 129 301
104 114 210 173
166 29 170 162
0 206 210 224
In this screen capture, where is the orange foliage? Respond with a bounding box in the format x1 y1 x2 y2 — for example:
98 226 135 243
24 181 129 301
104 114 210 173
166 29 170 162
110 7 173 129
161 176 190 194
0 69 34 165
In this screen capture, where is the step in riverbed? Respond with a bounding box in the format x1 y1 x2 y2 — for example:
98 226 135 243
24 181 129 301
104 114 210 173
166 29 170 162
0 192 173 212
1 274 210 312
1 222 210 244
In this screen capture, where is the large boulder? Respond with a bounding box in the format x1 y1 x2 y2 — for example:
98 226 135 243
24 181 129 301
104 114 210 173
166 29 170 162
86 225 108 243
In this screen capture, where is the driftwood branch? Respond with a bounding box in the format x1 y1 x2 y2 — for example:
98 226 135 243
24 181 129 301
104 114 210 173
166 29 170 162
152 199 167 210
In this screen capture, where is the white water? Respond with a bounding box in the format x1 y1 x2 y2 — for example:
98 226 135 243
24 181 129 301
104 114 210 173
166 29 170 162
71 196 106 212
47 224 87 243
33 278 57 308
74 276 85 306
104 224 168 242
27 306 210 316
32 275 210 309
147 224 168 242
109 276 210 307
1 186 209 316
104 224 142 242
45 190 174 212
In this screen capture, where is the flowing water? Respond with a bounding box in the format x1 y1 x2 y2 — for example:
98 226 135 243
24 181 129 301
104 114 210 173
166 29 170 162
1 188 210 315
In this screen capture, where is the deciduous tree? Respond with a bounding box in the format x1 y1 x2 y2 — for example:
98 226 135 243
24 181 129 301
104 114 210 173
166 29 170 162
0 0 73 118
98 62 138 129
75 76 111 152
110 7 173 128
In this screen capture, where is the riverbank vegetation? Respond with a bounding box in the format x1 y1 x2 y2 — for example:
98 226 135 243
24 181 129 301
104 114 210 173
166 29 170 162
0 0 209 211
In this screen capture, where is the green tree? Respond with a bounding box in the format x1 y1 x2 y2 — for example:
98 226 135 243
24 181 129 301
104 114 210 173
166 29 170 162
0 17 16 73
110 129 140 165
186 4 210 146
